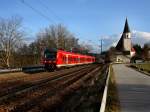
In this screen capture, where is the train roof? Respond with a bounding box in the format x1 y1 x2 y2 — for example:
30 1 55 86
58 50 95 58
44 48 95 58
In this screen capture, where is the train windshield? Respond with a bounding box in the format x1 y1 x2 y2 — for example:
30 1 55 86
44 49 57 60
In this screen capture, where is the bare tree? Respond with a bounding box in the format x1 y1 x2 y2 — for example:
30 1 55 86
36 24 79 51
0 16 24 67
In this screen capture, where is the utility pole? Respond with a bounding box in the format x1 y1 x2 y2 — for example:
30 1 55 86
101 39 102 54
100 39 102 54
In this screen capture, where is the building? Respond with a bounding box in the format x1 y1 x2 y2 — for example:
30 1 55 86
115 18 135 63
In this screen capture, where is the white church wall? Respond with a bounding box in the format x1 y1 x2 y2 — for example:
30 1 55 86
123 38 131 51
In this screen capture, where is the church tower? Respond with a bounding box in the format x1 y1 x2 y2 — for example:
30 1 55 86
122 18 131 53
115 18 134 63
116 18 132 55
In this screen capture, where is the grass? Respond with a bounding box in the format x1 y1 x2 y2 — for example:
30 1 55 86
134 63 150 71
130 63 150 74
105 65 120 112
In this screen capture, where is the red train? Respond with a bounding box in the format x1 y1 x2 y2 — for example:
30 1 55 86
42 48 95 70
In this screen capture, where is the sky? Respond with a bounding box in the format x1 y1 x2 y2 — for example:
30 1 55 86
0 0 150 52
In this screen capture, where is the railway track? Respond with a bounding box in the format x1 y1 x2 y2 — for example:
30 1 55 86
38 65 108 112
0 65 91 98
0 64 104 112
60 65 108 112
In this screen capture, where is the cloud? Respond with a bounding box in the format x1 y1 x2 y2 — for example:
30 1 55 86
132 30 150 46
99 30 150 51
132 30 150 40
24 37 35 45
99 34 121 50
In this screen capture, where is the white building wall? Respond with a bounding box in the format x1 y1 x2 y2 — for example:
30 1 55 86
123 32 131 52
123 38 131 51
116 55 130 63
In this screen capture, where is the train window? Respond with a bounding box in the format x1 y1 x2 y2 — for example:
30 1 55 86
62 56 65 63
44 49 57 60
68 57 71 63
62 55 67 64
81 58 83 62
69 57 70 63
79 58 80 62
64 56 66 63
74 57 75 62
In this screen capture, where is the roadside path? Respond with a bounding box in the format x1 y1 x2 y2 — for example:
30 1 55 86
113 64 150 112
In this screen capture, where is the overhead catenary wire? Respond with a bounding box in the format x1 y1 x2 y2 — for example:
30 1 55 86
38 0 64 23
20 0 56 24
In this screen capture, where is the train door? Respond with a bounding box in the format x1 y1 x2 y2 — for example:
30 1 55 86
78 56 80 64
68 55 71 64
56 51 61 65
62 53 66 64
75 55 78 64
72 55 75 64
66 54 68 64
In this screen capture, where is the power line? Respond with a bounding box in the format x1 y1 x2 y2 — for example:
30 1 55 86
20 0 56 24
38 0 64 23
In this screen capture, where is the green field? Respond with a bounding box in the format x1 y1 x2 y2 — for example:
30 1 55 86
131 63 150 73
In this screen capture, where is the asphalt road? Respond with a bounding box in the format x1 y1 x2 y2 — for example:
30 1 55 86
113 64 150 112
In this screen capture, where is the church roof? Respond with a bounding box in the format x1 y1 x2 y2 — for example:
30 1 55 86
116 35 123 51
123 18 130 33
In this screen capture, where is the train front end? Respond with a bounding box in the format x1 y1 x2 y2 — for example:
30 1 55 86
42 48 57 71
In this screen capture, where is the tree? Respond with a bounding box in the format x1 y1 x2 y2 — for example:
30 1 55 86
36 24 79 51
107 46 116 62
0 16 24 67
133 44 142 57
78 44 93 54
142 43 150 61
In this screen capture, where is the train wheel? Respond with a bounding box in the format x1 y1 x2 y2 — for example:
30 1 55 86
51 64 57 71
44 64 51 71
44 64 56 72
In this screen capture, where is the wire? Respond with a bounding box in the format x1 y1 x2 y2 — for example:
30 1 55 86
38 0 64 23
20 0 56 24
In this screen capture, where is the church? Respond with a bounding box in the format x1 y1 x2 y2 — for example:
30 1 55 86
115 18 135 63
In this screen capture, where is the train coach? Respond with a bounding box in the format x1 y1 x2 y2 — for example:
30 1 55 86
42 48 95 70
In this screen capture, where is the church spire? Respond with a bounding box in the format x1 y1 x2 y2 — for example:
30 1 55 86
123 18 130 33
